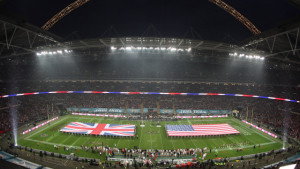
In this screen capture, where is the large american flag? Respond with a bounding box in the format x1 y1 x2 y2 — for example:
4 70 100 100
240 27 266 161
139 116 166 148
60 122 135 136
166 124 240 136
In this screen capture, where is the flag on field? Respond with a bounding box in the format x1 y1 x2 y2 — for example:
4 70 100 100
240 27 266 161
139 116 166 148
166 124 240 136
60 122 135 136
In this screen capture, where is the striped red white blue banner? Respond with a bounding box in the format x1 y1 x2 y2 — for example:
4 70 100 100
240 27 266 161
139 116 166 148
0 91 299 103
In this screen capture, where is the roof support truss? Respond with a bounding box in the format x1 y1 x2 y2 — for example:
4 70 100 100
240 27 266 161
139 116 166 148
0 19 60 59
243 27 300 63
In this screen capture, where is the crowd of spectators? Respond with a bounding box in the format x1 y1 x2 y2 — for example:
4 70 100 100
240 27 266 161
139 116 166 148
239 99 300 141
0 95 60 132
0 81 299 141
1 81 299 100
106 146 200 159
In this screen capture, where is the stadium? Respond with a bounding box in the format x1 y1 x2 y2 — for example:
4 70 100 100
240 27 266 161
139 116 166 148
0 0 300 169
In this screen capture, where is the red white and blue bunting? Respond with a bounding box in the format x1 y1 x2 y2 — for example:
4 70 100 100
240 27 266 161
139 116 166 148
1 91 299 103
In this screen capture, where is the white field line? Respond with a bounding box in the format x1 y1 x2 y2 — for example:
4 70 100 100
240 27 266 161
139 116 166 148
138 124 143 148
183 120 197 148
149 123 153 149
25 138 81 149
232 125 251 135
158 127 164 150
71 117 97 146
175 121 188 148
24 137 276 152
170 137 176 150
60 117 96 146
231 118 278 143
116 120 124 147
23 116 67 139
217 141 277 151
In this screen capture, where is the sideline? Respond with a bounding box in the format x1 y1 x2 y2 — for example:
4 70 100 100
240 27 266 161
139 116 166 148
21 115 68 140
231 118 280 143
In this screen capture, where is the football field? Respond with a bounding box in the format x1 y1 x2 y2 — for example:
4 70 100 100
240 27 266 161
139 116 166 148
18 115 283 160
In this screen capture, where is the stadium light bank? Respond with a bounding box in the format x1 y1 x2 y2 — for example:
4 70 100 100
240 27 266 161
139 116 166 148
229 52 265 61
36 49 72 56
111 46 192 53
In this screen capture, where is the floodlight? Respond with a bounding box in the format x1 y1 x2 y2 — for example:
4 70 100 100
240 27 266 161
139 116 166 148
125 47 132 51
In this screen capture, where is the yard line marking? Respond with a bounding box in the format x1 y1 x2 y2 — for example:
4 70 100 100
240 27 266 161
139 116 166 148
71 117 97 146
184 119 197 148
90 117 103 146
158 126 164 150
138 124 143 148
149 123 153 149
176 120 188 148
24 137 277 153
232 125 251 135
231 118 278 143
217 141 276 151
25 138 81 149
116 120 124 147
23 115 67 139
170 137 176 150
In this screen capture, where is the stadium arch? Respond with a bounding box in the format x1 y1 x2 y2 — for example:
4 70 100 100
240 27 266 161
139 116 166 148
41 0 261 35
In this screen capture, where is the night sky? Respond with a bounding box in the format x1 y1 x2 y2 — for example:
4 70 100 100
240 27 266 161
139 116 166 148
1 0 300 42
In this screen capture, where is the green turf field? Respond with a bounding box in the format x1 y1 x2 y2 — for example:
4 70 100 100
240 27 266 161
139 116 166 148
17 115 283 160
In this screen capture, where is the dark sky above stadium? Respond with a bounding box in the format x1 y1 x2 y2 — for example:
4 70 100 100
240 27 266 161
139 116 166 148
1 0 300 42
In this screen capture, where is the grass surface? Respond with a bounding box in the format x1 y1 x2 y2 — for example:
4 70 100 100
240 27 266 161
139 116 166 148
18 115 283 160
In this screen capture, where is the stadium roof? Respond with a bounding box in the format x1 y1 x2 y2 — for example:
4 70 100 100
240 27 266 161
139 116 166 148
0 0 300 64
242 14 300 64
0 16 62 59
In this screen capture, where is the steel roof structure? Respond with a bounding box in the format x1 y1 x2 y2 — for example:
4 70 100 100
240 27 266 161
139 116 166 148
243 26 300 64
1 15 300 65
0 16 61 59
